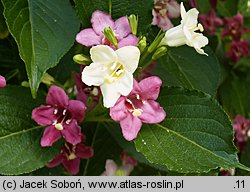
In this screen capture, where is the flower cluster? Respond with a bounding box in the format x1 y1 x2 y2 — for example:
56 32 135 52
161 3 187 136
32 86 93 174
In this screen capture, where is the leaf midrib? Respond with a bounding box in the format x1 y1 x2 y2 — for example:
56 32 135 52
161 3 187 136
0 125 43 140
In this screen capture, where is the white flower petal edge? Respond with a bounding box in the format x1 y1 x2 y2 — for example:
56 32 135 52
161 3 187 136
81 45 140 108
160 2 208 55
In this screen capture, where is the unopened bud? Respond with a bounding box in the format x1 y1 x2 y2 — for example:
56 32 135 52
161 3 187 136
128 14 138 35
137 36 147 52
73 54 91 65
41 73 55 86
148 33 165 53
21 81 30 88
152 46 168 60
103 27 118 49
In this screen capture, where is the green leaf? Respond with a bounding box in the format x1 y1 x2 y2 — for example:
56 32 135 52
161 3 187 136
134 87 240 173
195 0 211 13
0 2 9 39
74 0 153 34
153 46 220 96
2 0 80 97
219 74 250 117
238 0 250 17
0 86 60 175
217 0 238 17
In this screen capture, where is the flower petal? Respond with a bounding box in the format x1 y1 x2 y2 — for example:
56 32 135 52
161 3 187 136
104 160 118 176
0 75 6 88
116 46 140 73
161 25 186 47
68 100 86 123
114 16 131 39
76 28 102 46
76 144 94 159
118 34 139 48
139 100 166 124
192 33 208 55
139 76 162 100
62 120 81 145
120 113 142 141
90 45 117 64
91 10 115 35
168 1 180 18
81 62 105 86
47 153 64 167
100 83 121 108
46 85 69 107
63 158 80 175
41 125 61 147
110 97 127 121
116 71 133 96
32 105 56 126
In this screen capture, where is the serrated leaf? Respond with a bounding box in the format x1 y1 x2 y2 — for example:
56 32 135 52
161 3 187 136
134 87 240 173
2 0 79 97
74 0 153 34
0 86 60 175
153 46 220 96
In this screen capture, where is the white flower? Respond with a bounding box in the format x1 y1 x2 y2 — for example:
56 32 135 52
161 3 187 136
160 2 208 55
82 45 140 108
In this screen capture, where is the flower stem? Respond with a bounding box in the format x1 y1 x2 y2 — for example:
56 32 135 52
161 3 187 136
109 0 112 15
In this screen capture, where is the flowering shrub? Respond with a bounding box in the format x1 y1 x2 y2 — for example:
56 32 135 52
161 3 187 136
0 0 250 176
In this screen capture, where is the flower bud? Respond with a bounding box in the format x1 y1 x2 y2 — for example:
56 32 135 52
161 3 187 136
137 36 147 53
103 27 118 49
152 46 168 60
128 14 138 35
41 73 55 86
73 54 91 65
148 33 165 53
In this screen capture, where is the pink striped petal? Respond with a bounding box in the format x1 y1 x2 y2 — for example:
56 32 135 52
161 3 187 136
110 97 128 121
118 34 139 48
120 113 142 141
32 105 56 126
91 10 115 35
68 100 86 123
47 153 64 167
76 28 102 46
46 85 69 107
114 16 131 40
62 120 81 145
76 144 94 159
41 125 61 147
139 100 166 124
63 158 80 175
139 76 162 100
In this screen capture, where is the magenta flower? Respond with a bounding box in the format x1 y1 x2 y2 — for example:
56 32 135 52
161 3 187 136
73 72 101 109
120 152 138 166
76 10 138 48
227 40 249 63
32 85 86 146
110 76 166 141
199 9 223 35
48 134 94 175
222 14 249 40
233 115 250 150
152 0 180 31
0 75 6 88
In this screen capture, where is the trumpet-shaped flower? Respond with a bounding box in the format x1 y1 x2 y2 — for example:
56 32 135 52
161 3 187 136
82 45 140 108
0 75 6 88
160 2 208 55
32 86 86 146
76 10 138 48
48 134 94 175
110 76 166 141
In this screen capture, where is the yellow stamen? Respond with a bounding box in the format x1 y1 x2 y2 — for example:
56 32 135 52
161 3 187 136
55 123 64 130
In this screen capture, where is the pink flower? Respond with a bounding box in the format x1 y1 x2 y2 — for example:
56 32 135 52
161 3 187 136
102 152 137 176
32 86 86 146
110 76 166 141
0 75 6 88
227 40 249 63
73 72 101 109
199 9 223 35
47 134 94 175
233 115 250 150
152 0 180 31
76 10 138 48
222 14 249 40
